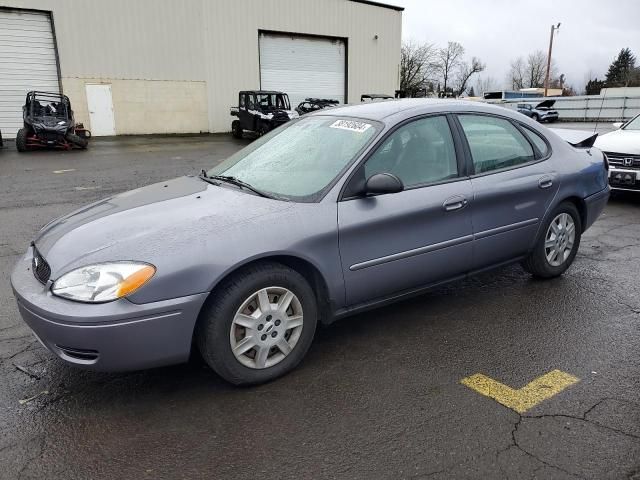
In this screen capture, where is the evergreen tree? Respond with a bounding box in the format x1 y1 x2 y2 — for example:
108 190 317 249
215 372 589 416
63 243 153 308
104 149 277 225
468 86 475 97
605 48 637 87
585 78 605 95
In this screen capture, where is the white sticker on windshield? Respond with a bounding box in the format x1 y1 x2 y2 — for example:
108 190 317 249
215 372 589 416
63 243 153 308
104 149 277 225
329 119 372 133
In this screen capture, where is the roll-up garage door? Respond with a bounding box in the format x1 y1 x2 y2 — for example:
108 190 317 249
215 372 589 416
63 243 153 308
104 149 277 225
259 32 346 109
0 9 60 138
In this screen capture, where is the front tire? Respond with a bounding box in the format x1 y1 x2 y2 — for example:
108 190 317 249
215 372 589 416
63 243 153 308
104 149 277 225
16 128 28 152
231 120 243 139
196 262 318 385
66 132 88 149
532 113 540 122
521 202 582 278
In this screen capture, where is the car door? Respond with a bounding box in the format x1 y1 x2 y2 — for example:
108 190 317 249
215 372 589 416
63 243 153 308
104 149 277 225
454 113 559 270
338 115 474 306
240 93 256 130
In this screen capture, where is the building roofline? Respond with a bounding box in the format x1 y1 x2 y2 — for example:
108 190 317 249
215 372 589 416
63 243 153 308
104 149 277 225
348 0 404 12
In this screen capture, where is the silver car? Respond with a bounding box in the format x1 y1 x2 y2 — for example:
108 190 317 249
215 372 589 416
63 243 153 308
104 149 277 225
11 100 610 385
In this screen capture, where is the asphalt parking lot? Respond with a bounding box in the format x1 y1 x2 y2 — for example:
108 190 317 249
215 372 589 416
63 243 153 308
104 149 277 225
0 129 639 480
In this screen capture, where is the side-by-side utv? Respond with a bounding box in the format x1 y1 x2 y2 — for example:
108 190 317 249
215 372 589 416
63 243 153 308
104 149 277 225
16 91 91 152
230 90 298 138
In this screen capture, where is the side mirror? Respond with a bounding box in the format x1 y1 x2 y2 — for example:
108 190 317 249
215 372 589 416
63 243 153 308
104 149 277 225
365 173 404 195
612 122 623 129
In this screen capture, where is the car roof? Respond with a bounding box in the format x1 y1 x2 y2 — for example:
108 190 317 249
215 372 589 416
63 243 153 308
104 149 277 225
240 90 286 95
361 94 394 99
311 98 514 122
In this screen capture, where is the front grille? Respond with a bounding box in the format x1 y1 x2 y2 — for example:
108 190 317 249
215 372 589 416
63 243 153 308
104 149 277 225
604 152 640 170
32 248 51 284
39 132 60 142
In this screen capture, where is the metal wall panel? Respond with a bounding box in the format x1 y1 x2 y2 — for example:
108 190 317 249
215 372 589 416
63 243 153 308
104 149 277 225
0 0 402 133
202 0 402 131
1 0 206 81
493 95 640 121
0 9 60 137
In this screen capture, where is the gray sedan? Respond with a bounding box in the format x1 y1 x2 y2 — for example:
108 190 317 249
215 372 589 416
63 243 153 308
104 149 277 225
11 100 610 385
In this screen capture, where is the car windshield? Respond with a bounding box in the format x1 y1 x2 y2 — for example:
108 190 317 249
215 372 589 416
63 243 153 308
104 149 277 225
207 116 380 202
256 94 290 111
31 97 69 120
623 115 640 130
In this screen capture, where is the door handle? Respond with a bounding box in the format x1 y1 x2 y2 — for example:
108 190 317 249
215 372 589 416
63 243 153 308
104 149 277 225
443 196 468 212
538 176 553 189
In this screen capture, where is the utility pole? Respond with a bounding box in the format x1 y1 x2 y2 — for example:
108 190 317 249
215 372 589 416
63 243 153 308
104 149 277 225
544 22 561 97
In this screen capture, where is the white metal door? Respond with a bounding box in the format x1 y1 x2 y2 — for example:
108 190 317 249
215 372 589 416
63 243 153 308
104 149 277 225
85 84 116 136
0 10 61 138
259 33 346 108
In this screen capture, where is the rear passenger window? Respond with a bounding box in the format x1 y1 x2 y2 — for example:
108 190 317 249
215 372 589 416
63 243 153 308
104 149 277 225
521 126 549 157
458 115 535 174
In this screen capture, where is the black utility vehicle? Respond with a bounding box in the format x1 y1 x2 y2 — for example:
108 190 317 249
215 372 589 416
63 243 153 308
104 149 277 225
230 90 296 138
16 91 91 152
295 98 339 115
361 93 394 102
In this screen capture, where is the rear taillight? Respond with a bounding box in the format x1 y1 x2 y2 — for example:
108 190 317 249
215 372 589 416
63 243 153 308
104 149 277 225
603 152 609 171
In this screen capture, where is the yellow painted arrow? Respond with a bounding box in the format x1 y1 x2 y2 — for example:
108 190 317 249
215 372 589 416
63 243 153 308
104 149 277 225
460 370 580 413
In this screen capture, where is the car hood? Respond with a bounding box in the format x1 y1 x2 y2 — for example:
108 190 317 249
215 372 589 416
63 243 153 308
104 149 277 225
594 129 640 155
535 99 556 109
34 176 292 276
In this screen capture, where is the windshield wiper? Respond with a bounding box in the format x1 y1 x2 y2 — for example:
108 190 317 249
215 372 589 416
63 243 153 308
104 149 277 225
199 171 277 200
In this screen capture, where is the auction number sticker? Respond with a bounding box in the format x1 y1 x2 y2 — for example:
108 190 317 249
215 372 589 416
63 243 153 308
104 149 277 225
329 119 372 133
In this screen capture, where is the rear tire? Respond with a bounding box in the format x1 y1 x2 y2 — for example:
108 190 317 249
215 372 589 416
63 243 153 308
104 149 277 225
66 133 88 149
258 122 270 136
521 202 582 278
231 120 243 139
196 262 317 385
16 128 28 152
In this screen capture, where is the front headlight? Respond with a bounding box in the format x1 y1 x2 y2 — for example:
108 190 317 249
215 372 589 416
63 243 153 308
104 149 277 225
52 262 156 303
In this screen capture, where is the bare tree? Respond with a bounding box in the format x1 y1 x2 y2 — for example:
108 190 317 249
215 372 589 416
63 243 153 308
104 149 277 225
508 57 526 90
454 57 485 96
507 50 557 89
400 40 437 96
525 50 547 88
474 75 499 97
435 41 465 94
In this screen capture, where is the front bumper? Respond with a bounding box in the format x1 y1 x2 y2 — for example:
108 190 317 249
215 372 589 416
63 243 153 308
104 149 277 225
10 249 209 371
608 167 640 192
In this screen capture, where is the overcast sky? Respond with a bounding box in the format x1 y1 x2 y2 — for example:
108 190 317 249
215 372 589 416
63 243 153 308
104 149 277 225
394 0 640 92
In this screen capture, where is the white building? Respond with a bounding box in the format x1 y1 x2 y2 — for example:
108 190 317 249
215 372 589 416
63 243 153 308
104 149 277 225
0 0 402 137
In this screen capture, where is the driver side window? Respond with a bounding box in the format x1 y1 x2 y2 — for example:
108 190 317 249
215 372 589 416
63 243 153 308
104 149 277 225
364 116 459 188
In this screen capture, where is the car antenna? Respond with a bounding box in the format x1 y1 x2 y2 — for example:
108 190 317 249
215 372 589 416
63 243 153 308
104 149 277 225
593 87 607 134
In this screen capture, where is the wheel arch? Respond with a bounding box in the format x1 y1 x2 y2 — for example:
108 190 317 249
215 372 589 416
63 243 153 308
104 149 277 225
528 194 586 253
558 195 587 228
196 254 334 334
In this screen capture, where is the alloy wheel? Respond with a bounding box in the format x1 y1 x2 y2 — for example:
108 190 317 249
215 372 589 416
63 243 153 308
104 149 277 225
229 287 304 369
545 213 576 267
